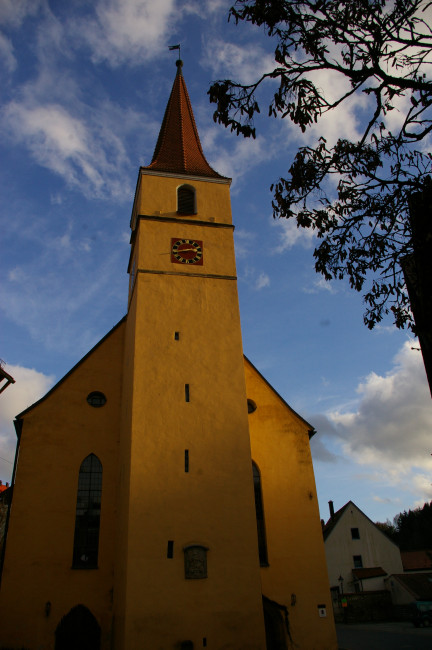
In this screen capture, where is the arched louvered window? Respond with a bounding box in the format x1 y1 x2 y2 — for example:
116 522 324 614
177 185 196 214
252 461 268 566
72 454 102 569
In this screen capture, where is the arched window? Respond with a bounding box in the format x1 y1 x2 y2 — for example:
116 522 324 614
177 185 196 214
252 462 268 566
72 454 102 569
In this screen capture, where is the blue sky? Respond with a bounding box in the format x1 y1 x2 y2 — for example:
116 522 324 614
1 0 431 526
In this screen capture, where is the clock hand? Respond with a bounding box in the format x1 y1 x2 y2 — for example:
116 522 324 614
176 247 197 253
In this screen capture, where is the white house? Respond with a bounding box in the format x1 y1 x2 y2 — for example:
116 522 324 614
323 500 403 595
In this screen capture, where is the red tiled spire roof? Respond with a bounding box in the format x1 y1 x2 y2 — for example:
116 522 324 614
144 60 223 179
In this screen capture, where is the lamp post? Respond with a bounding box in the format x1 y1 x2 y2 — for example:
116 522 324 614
338 574 344 594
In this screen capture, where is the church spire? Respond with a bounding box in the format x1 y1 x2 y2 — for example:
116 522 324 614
144 60 224 179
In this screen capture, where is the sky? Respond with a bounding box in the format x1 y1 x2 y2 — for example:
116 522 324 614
1 0 431 527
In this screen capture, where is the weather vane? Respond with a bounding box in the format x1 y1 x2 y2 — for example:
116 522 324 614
168 43 181 60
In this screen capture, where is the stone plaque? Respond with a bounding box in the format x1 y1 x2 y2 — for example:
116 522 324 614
184 545 207 579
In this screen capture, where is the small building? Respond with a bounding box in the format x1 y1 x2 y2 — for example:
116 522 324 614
386 573 432 605
323 500 403 595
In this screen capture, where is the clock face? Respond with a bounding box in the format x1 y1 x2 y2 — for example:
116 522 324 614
171 238 203 265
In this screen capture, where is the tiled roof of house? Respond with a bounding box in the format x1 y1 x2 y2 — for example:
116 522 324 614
391 573 432 600
144 60 224 179
401 550 432 571
352 567 387 580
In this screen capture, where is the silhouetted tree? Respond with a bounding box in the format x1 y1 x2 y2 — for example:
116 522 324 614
376 501 432 550
209 0 432 335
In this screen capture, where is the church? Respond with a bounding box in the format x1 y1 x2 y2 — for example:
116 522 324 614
0 61 337 650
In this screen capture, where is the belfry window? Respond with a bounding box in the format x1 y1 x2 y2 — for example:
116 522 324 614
72 454 102 569
177 185 196 214
252 461 268 566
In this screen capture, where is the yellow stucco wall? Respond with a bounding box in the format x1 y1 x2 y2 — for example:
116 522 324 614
131 171 233 226
245 358 338 650
0 320 125 649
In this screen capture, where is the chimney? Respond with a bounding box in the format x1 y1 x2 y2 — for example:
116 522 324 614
328 500 335 519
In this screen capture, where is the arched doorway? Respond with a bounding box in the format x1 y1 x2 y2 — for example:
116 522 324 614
263 596 288 650
55 604 101 650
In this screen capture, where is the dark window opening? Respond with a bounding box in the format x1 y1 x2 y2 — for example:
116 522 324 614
351 527 360 539
203 639 207 647
72 454 102 569
177 185 196 214
185 384 190 402
175 331 180 340
353 555 363 568
86 391 107 407
167 541 174 558
185 449 189 473
247 399 257 413
252 461 268 566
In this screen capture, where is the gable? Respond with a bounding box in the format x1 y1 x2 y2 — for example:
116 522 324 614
324 501 401 551
16 317 126 423
243 356 314 437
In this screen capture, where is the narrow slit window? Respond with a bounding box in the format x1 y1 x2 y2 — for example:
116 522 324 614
185 384 190 402
174 332 180 340
252 461 268 566
167 541 174 558
185 449 189 473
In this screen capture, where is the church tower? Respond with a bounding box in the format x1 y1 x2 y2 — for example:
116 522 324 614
114 60 266 648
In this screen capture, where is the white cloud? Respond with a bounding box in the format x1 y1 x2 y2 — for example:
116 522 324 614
0 0 44 27
203 38 276 85
303 276 337 295
0 32 16 71
255 272 270 290
312 341 432 507
207 132 270 184
272 216 316 252
1 100 135 199
234 229 256 258
73 0 177 67
0 364 54 482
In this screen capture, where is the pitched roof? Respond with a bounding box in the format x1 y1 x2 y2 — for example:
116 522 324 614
353 567 387 580
322 500 400 549
401 550 432 572
144 60 224 179
322 502 351 540
391 573 432 600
